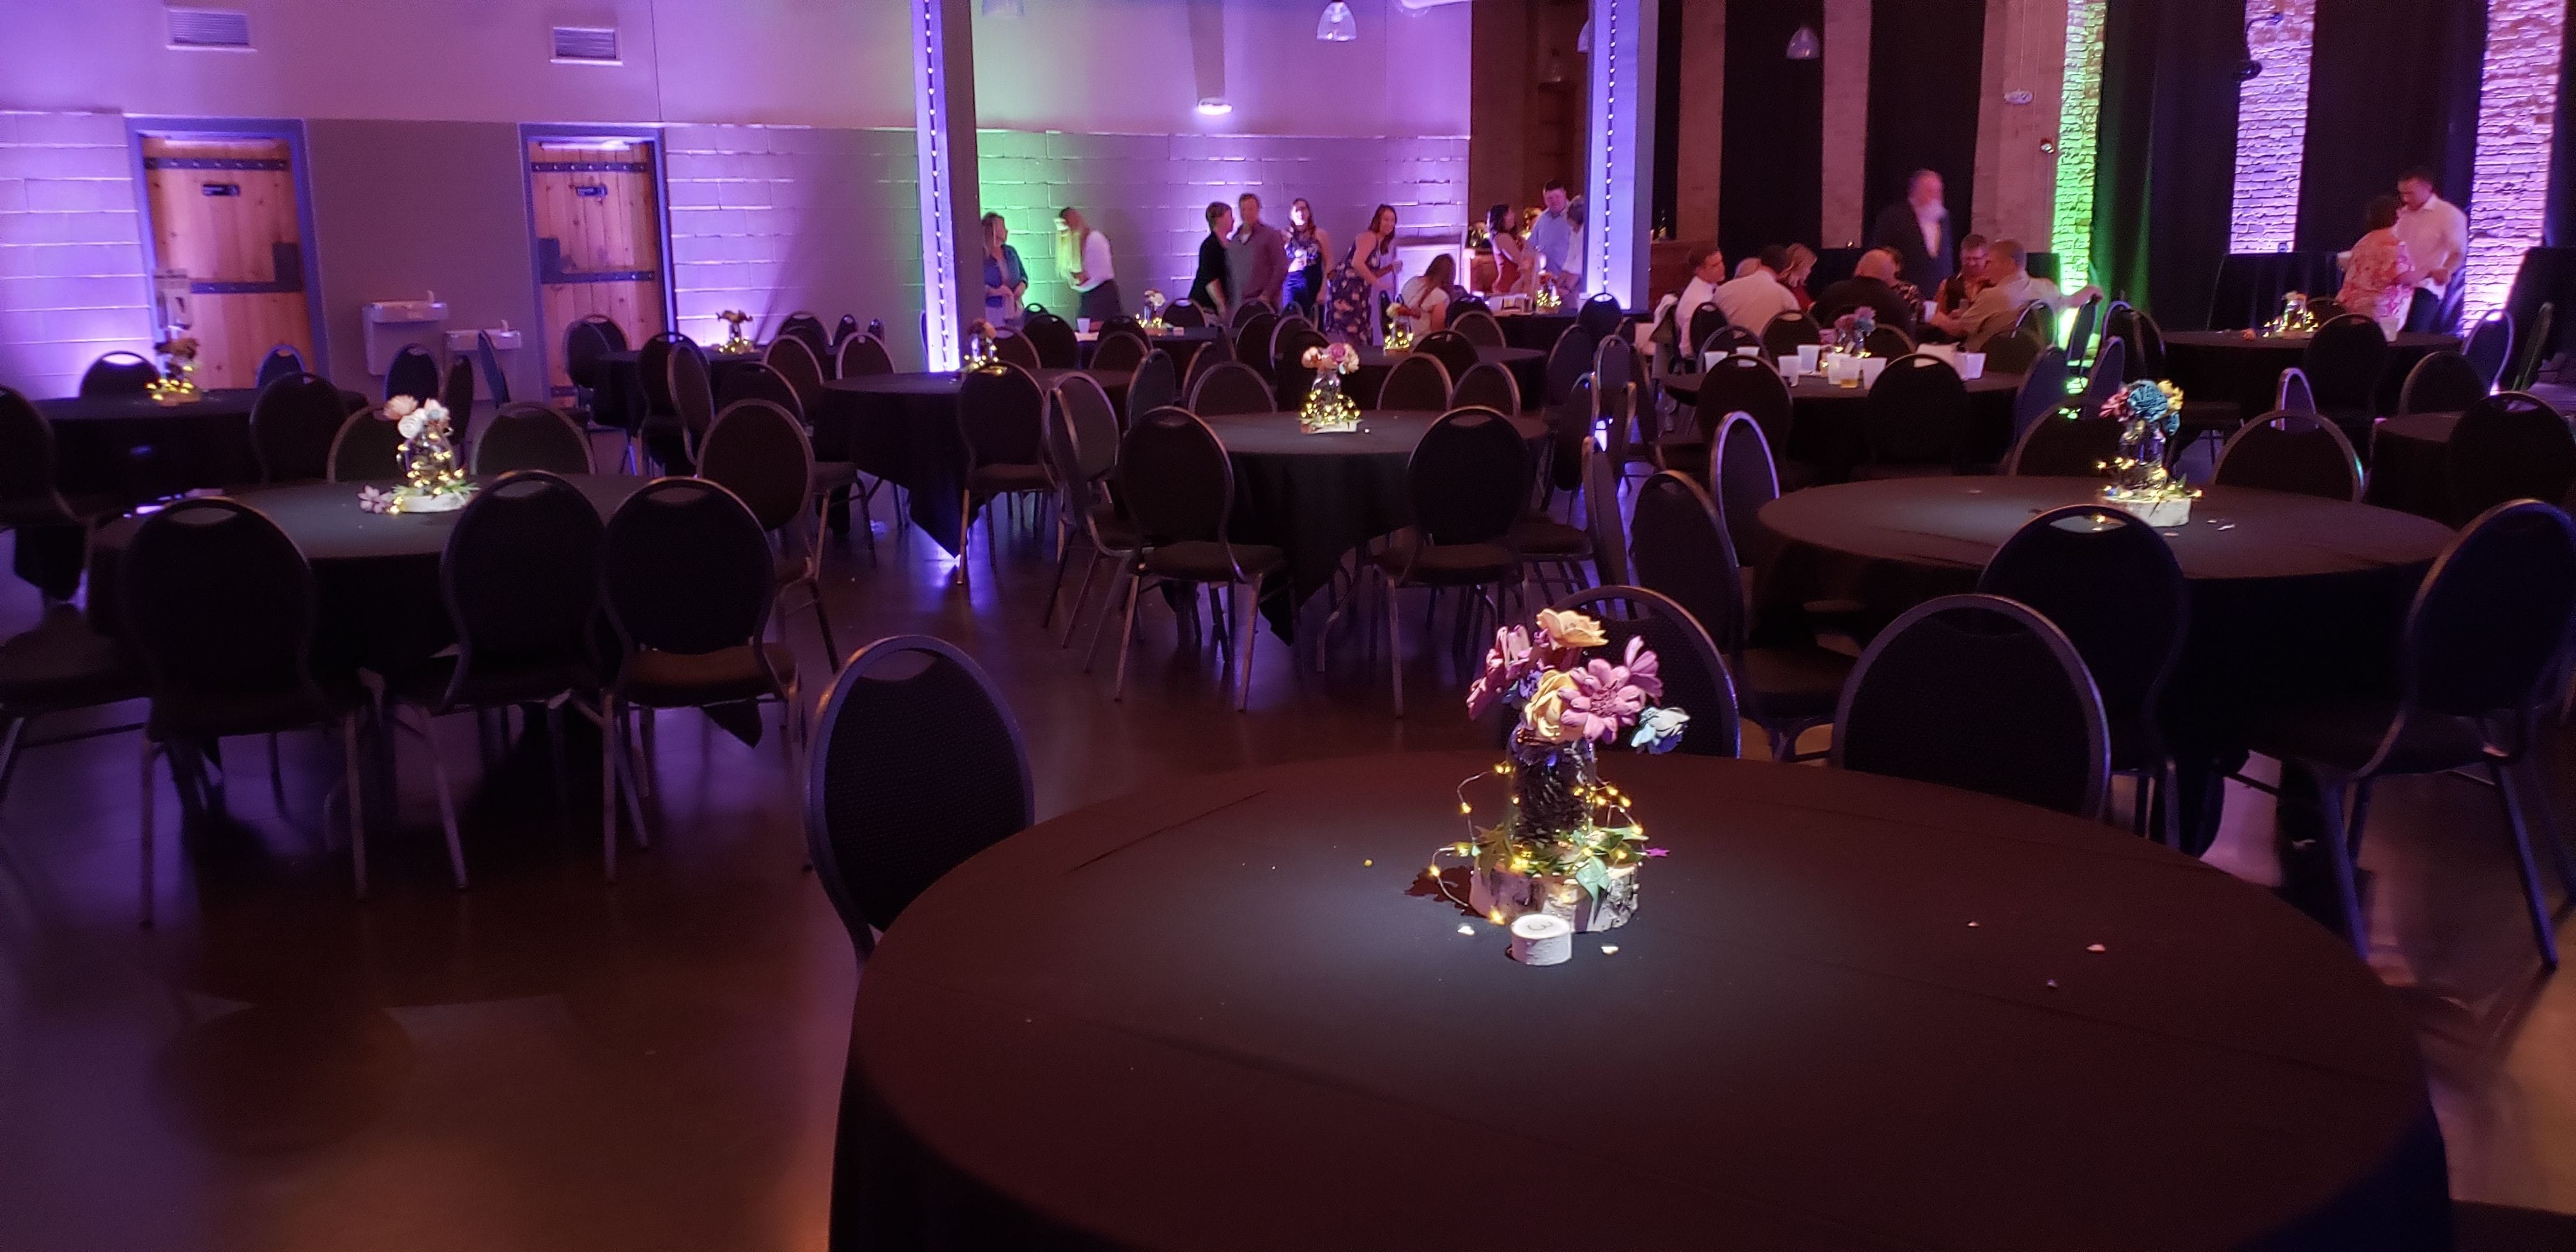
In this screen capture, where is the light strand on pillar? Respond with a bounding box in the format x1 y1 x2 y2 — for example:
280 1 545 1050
912 0 962 371
1593 0 1618 300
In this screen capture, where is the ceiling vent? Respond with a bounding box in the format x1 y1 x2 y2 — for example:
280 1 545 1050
167 8 252 49
551 26 619 63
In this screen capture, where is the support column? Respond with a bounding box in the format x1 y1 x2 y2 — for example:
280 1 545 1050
1820 0 1871 248
910 0 981 372
1975 0 2071 250
1673 3 1724 245
1584 0 1657 307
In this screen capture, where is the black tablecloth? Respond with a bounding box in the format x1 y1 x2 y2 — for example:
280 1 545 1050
1494 311 1577 351
1078 326 1223 372
88 475 647 675
2205 253 2350 331
2163 332 2458 425
33 387 367 502
839 751 2448 1251
592 347 770 432
2366 413 2462 523
811 369 1124 555
1659 370 2026 479
1347 345 1545 408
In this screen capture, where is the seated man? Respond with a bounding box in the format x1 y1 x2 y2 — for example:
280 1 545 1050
1811 247 1920 332
1928 238 2081 351
1713 245 1804 335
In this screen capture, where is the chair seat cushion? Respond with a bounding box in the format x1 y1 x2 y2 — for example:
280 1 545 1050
970 462 1052 496
1509 517 1593 558
1144 540 1284 581
1738 644 1854 722
1374 538 1521 586
2242 698 2493 777
393 653 598 712
620 644 797 708
0 611 144 710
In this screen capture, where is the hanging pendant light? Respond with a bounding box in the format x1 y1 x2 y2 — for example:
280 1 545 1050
1786 26 1820 60
1317 1 1358 42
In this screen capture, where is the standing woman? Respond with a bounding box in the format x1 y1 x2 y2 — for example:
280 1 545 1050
1485 204 1537 296
1281 198 1330 319
981 213 1027 330
1327 204 1399 344
2338 195 2418 338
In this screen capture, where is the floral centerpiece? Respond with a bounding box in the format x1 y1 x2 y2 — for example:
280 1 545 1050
1298 343 1362 432
2266 291 2320 337
1382 305 1416 353
356 396 473 515
1531 284 1563 313
1139 289 1169 332
2096 378 2196 527
715 310 756 355
1441 609 1688 935
147 336 201 405
961 319 1008 374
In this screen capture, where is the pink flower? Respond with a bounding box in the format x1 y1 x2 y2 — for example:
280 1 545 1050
1560 657 1650 742
1465 625 1537 719
1619 636 1663 700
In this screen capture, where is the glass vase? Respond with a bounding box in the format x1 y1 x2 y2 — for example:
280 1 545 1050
1468 734 1640 933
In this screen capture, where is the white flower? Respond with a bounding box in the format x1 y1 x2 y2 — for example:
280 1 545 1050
418 399 448 427
397 411 425 440
385 395 417 419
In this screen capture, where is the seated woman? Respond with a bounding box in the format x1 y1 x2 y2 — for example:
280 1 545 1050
1396 253 1457 337
2337 195 2417 338
1781 243 1818 312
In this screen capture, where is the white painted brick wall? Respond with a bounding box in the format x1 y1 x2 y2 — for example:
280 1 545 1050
2230 0 2314 253
2465 0 2565 323
0 111 155 399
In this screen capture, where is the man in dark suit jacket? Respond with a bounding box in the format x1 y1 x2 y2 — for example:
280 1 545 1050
1870 169 1954 298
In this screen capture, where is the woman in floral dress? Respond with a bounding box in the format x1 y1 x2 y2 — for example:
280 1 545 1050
1327 204 1398 344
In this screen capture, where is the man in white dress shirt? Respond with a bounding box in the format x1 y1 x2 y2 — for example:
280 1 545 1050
1057 206 1121 324
2391 167 2467 333
1713 247 1803 337
1671 246 1727 349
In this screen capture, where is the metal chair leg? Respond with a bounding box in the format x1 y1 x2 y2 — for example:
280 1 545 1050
1085 563 1135 673
2510 756 2576 897
601 696 620 882
1061 551 1107 648
2313 777 2369 960
1232 580 1258 712
342 716 369 901
1388 577 1406 719
1112 570 1146 701
2493 760 2563 967
546 702 571 825
0 715 25 811
137 740 160 928
398 708 470 890
805 576 841 671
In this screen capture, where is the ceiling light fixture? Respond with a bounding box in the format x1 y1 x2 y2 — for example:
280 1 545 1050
1317 2 1357 42
1786 26 1820 60
1195 97 1234 116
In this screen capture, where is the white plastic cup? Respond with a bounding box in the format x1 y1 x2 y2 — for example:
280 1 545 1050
1796 344 1823 372
1958 352 1986 380
1858 357 1889 386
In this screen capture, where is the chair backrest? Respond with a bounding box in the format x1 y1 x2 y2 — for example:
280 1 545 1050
1183 332 1235 393
2010 347 2071 438
474 331 511 406
1981 330 2043 376
666 339 716 443
1229 298 1273 330
1579 435 1629 586
1575 294 1625 338
1834 593 2110 818
1449 295 1489 318
1022 310 1079 369
806 634 1034 945
1102 315 1144 340
833 314 862 349
1591 333 1636 403
602 477 775 658
1450 309 1505 348
1186 360 1276 416
2079 337 2128 413
2275 365 2317 413
717 360 805 421
0 387 69 525
1685 305 1729 362
1545 584 1742 758
588 315 631 353
256 345 305 390
2213 409 2364 501
778 312 830 355
565 319 614 393
1377 354 1453 413
1163 301 1207 328
993 330 1041 370
1862 353 1970 469
1761 311 1821 358
1089 329 1149 374
2065 294 2101 365
2011 300 2057 347
1407 408 1528 547
835 333 894 379
1542 325 1597 406
2126 306 2168 379
1626 470 1749 653
2398 501 2576 724
1693 353 1795 449
698 399 817 533
1711 411 1779 569
2506 302 2554 392
1862 324 1916 360
2397 349 2488 416
1051 372 1123 483
250 372 353 483
1232 311 1278 378
2303 314 2391 413
957 363 1046 470
1698 323 1762 361
438 470 604 703
638 332 689 418
1977 506 2187 748
2464 311 2515 386
1268 321 1331 408
80 351 160 398
2446 392 2576 524
123 497 318 705
1450 360 1521 415
473 401 592 475
385 343 440 403
1416 330 1480 383
2003 411 2121 478
440 356 477 447
763 335 829 414
1127 348 1180 429
326 408 408 483
1117 406 1236 547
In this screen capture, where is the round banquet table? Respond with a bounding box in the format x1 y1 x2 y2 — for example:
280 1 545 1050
1492 309 1578 350
1347 344 1545 408
591 347 772 433
2161 330 2458 424
838 751 2448 1251
809 368 1130 554
2364 412 2464 523
33 386 367 503
1202 409 1548 636
86 475 648 676
1077 326 1223 372
1659 369 2025 479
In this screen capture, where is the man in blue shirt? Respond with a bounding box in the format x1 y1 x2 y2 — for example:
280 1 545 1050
1525 179 1575 299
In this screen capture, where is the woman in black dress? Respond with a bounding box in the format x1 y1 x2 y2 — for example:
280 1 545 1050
1280 197 1329 319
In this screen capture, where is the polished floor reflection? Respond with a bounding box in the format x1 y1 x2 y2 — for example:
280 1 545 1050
1 478 2573 1250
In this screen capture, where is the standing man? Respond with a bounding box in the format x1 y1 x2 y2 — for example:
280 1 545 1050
1870 169 1953 298
1526 179 1577 298
1057 206 1121 324
1230 193 1288 310
2391 166 2467 333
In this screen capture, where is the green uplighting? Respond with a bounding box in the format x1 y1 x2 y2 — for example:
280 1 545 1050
2053 0 2106 292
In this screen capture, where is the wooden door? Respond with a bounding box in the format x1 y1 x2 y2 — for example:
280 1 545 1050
141 135 314 390
530 139 667 395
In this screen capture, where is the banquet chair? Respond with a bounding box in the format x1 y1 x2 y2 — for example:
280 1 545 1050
440 356 477 448
1628 471 1850 762
1163 302 1207 328
1233 311 1278 379
1580 427 1630 588
663 337 717 471
251 372 355 483
1450 309 1505 348
805 634 1031 955
2306 298 2345 321
325 408 406 483
1981 330 2042 376
124 498 372 921
2303 314 2392 437
867 317 887 345
2064 294 2102 369
1544 585 1742 758
1576 294 1625 339
385 471 607 861
1451 360 1521 415
1269 321 1331 409
1090 329 1149 374
1712 411 1781 570
1855 353 1971 478
2077 338 2128 415
2276 367 2317 413
2237 501 2576 963
0 605 146 817
1506 429 1595 602
1542 325 1597 411
956 363 1052 566
1041 374 1138 643
1128 349 1181 430
600 477 802 879
832 314 862 353
698 399 840 669
779 312 831 356
1107 408 1282 710
1228 298 1273 332
2011 300 2057 347
764 335 830 416
993 331 1041 371
1103 315 1145 340
752 341 860 550
256 345 305 389
637 332 694 468
1979 506 2188 843
2506 303 2554 393
384 344 440 404
80 351 160 397
2446 392 2576 526
1416 330 1482 384
1377 355 1453 413
2102 304 2166 381
1762 312 1822 360
2009 347 2072 442
1022 311 1079 369
1696 323 1762 366
1684 306 1729 365
2398 350 2490 416
835 333 894 379
2002 409 2122 478
1593 335 1658 484
717 360 804 419
473 402 592 475
2214 411 2364 501
1376 408 1529 717
1834 593 2110 818
1680 354 1797 482
563 319 625 459
473 331 510 406
1187 360 1275 417
2464 312 2515 387
1862 325 1915 360
0 386 127 598
1183 333 1235 395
